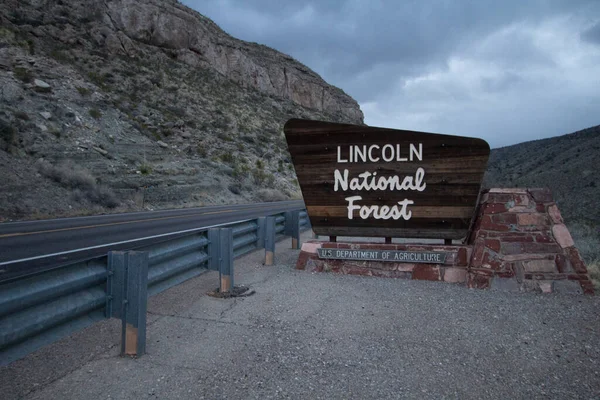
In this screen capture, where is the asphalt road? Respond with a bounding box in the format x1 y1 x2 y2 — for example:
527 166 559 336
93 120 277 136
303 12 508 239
0 200 304 282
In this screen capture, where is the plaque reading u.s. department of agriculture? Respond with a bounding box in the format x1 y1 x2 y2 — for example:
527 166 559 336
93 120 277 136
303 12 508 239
317 248 448 264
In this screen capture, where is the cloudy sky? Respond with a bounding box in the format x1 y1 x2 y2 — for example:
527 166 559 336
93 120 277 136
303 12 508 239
182 0 600 148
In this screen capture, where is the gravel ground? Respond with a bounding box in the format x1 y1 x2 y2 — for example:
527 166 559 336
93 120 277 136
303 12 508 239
1 231 599 399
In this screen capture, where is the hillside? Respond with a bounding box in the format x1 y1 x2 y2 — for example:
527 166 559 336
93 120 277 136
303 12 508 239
483 125 600 226
0 0 363 221
484 125 599 275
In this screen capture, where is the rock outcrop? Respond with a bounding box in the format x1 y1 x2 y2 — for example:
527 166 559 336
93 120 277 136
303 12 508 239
0 0 363 220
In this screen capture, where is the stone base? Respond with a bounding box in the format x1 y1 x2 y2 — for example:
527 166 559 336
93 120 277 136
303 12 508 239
295 188 594 295
296 241 471 284
468 188 594 295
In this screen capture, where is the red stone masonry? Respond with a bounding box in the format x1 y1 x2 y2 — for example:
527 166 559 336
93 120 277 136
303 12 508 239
295 187 593 295
467 188 593 294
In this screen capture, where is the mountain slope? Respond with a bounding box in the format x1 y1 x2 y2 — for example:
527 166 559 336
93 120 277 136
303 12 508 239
0 0 363 221
483 125 600 225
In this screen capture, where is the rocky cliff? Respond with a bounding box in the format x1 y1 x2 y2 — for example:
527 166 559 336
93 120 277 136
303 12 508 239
0 0 363 220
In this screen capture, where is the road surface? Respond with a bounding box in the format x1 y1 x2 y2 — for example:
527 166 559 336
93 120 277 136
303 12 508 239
0 200 304 282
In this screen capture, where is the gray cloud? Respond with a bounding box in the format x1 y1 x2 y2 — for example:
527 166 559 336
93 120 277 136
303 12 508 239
582 21 600 44
182 0 600 148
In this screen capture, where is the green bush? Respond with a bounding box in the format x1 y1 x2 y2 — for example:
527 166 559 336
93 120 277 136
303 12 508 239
89 108 102 119
36 161 119 208
139 164 152 175
13 67 33 83
0 119 16 147
13 111 29 120
76 86 91 96
220 152 236 165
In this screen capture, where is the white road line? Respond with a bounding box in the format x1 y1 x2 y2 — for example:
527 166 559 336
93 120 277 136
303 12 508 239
0 218 252 266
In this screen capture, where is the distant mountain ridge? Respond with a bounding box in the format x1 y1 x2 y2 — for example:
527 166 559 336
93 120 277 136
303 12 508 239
483 125 600 225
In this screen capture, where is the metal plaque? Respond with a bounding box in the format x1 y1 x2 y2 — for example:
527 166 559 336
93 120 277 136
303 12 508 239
317 248 448 264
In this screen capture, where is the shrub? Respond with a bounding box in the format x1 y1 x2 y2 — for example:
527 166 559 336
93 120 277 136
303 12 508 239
257 188 287 202
588 261 600 290
228 183 242 195
89 108 102 119
139 163 152 175
86 185 119 208
220 152 234 164
13 111 29 120
36 161 119 208
197 145 208 158
13 67 33 83
50 49 72 63
252 168 275 186
76 86 91 96
0 119 16 148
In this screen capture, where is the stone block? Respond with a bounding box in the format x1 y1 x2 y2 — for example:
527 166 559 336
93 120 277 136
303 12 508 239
396 263 416 272
538 281 553 293
555 254 572 273
566 247 587 273
502 254 553 262
484 239 501 253
521 242 562 254
468 273 491 289
548 205 563 224
492 214 518 225
412 265 441 281
533 233 553 243
443 268 467 283
517 213 549 226
552 224 574 248
514 194 531 206
480 215 510 231
489 188 527 194
508 205 532 213
523 259 557 273
496 234 534 243
483 203 508 214
456 248 469 266
486 193 514 203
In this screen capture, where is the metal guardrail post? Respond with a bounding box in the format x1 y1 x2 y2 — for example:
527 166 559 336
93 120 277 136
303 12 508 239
108 251 149 357
219 228 234 293
289 210 301 249
208 228 234 293
257 217 266 249
264 216 276 266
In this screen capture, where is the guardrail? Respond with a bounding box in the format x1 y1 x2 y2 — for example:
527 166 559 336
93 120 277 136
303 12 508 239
0 209 311 365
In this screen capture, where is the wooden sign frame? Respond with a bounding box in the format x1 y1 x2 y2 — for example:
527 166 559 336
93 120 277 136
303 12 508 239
284 119 490 239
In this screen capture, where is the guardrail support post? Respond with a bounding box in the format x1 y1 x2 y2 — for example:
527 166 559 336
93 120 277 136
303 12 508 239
108 251 149 357
264 216 276 265
288 210 301 249
257 217 266 249
219 228 234 293
208 228 234 292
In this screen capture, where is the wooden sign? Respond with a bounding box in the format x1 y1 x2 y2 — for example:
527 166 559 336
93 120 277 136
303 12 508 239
284 119 490 239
